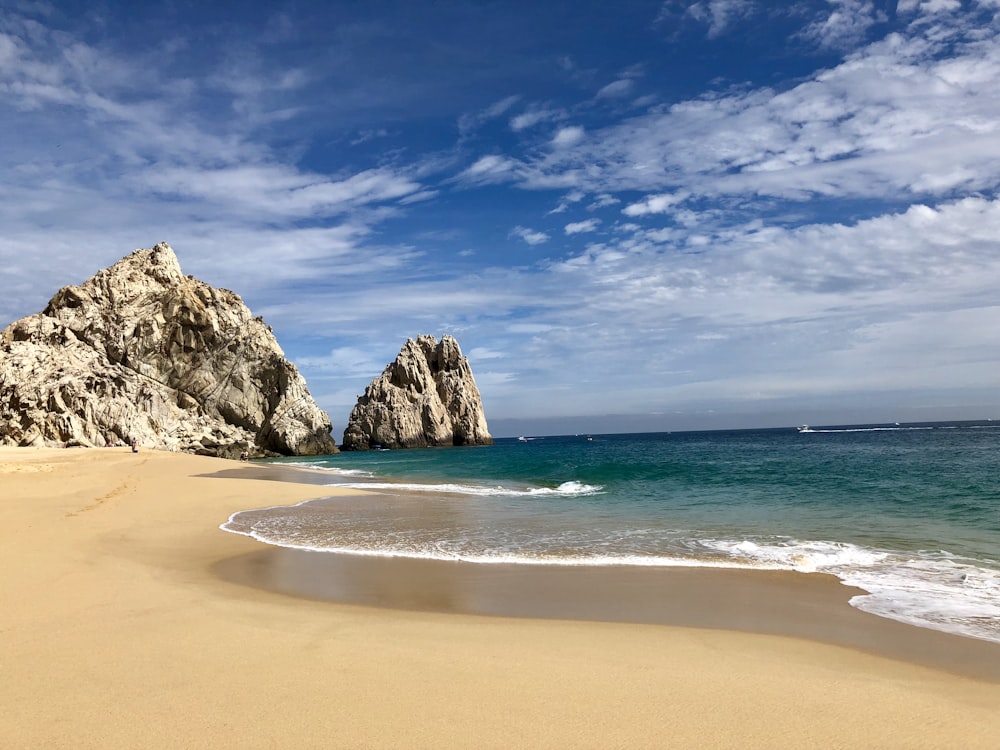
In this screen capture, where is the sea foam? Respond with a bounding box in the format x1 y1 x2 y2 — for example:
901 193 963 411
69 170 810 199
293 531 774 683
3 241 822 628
328 479 603 497
699 537 1000 643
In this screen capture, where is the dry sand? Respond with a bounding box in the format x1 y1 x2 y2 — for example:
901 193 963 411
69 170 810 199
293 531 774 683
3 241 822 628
2 447 999 749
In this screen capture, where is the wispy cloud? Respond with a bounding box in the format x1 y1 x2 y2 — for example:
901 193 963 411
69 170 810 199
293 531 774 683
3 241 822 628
677 0 758 39
458 94 521 136
565 219 601 234
622 193 688 217
596 79 635 99
458 154 521 183
897 0 963 13
297 346 390 376
512 9 1000 216
551 125 585 147
798 0 884 50
510 107 564 131
139 165 423 220
510 226 550 245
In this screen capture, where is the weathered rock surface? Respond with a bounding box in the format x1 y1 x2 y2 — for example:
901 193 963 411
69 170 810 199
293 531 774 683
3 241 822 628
0 242 338 457
342 335 493 450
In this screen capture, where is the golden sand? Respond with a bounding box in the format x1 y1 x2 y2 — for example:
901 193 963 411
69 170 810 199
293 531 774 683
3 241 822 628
2 447 998 749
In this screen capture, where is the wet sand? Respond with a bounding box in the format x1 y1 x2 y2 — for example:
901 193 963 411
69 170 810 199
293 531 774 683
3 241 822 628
3 447 999 749
215 546 1000 682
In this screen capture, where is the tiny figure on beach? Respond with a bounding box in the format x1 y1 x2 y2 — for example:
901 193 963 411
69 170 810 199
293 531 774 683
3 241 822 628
240 449 249 462
131 437 138 453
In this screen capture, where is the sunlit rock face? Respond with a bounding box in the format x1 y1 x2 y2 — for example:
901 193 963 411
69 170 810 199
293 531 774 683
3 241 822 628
342 334 493 450
0 242 338 457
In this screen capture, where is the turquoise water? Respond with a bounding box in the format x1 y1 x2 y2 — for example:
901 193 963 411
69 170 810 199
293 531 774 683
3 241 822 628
223 422 1000 643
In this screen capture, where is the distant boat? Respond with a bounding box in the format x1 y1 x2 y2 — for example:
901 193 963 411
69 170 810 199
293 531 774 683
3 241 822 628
585 435 594 441
797 425 813 433
517 436 528 442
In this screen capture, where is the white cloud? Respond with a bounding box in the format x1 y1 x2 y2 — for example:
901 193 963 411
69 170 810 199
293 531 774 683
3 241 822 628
458 94 521 135
799 0 883 51
596 79 634 99
399 189 439 204
510 107 562 131
683 0 757 39
459 154 519 182
551 125 585 147
350 128 390 145
513 12 1000 208
565 218 601 234
897 0 962 12
467 347 506 360
509 226 550 245
0 32 22 68
548 190 586 214
588 194 621 209
298 346 388 376
474 370 517 388
139 165 423 220
476 193 1000 418
622 192 688 216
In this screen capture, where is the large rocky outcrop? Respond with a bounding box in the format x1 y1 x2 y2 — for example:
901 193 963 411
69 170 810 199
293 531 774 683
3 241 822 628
342 334 493 450
0 243 338 457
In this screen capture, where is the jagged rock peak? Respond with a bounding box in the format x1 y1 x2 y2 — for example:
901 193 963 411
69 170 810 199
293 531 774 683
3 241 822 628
342 334 493 450
0 242 338 457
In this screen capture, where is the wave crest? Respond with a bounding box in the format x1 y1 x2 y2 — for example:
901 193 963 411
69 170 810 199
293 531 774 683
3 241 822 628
329 479 603 497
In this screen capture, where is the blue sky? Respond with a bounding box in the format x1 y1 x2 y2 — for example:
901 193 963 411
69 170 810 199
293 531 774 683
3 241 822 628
3 0 1000 437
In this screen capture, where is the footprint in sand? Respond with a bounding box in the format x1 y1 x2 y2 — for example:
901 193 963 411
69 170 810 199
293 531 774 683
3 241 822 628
66 481 132 517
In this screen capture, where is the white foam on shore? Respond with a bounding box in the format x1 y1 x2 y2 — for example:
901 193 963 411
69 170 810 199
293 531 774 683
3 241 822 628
277 462 375 478
842 560 1000 643
221 507 1000 644
221 517 773 569
700 539 889 571
701 538 1000 643
328 479 604 497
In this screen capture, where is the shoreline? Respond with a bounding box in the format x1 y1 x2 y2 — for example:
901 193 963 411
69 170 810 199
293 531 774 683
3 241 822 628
214 461 1000 679
3 447 999 748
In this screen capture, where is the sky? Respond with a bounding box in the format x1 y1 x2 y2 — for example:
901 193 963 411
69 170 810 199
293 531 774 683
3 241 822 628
2 0 1000 438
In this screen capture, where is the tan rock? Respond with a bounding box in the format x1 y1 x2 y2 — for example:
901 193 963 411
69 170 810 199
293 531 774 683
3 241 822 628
0 243 337 457
342 334 493 450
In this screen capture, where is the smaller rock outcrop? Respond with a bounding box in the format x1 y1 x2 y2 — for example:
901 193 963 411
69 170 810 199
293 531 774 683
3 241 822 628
342 335 493 450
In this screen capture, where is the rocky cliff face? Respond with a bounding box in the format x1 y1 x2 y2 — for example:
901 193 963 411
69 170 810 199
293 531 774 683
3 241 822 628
0 243 338 457
342 334 493 450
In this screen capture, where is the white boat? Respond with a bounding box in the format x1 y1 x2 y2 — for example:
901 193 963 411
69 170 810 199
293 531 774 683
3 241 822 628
517 436 528 442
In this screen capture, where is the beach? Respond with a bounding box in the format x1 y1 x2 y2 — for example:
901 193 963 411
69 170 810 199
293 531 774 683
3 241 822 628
2 447 999 749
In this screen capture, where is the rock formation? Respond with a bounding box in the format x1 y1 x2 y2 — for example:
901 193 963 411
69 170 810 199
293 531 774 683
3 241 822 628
342 335 493 450
0 242 338 457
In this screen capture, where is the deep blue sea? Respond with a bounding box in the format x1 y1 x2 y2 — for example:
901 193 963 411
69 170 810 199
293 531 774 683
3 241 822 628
223 421 1000 643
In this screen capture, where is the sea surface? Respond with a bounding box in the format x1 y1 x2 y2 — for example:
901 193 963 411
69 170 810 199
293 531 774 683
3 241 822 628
222 421 1000 643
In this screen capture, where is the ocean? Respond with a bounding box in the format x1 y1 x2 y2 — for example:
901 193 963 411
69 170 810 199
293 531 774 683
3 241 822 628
222 421 1000 644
